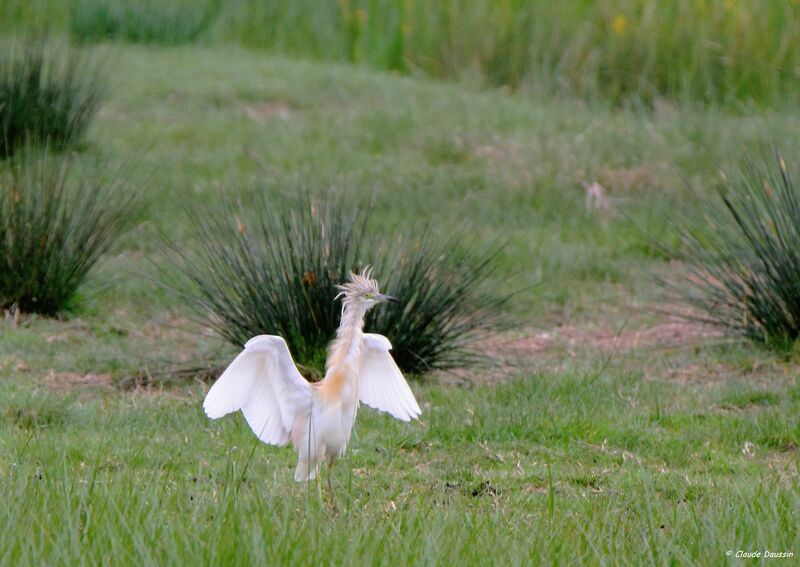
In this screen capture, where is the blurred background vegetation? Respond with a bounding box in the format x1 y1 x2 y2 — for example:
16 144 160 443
1 0 799 106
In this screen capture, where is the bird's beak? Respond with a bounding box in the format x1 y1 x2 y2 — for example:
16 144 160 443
377 294 399 303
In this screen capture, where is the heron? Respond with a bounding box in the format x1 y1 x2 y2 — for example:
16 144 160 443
202 268 422 488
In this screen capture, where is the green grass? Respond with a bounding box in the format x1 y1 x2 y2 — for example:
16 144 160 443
2 1 800 105
1 365 798 563
0 44 799 563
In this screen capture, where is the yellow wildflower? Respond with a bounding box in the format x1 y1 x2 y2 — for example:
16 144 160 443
612 15 628 35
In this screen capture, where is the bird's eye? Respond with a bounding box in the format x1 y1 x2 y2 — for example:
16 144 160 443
365 293 374 299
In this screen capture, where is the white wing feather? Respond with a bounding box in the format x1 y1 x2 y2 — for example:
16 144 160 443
359 333 421 422
203 335 312 446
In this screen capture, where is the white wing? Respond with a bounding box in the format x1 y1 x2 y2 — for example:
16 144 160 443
203 335 312 446
359 333 421 422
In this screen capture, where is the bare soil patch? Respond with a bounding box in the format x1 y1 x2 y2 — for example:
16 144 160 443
47 371 114 396
243 101 292 122
434 314 733 386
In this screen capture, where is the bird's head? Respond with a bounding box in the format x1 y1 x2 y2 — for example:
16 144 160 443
335 267 398 310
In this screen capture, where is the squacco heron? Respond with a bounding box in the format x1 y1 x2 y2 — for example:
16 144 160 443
203 268 422 483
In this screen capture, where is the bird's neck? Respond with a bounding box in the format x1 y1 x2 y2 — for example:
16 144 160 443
325 302 368 377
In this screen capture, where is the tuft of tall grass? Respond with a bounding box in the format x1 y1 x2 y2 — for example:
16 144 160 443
366 230 510 373
69 0 217 45
0 38 106 158
0 150 137 316
667 152 800 350
165 193 509 375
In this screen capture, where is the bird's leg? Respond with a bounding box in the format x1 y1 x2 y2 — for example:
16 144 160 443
311 458 325 504
326 455 338 514
315 472 323 503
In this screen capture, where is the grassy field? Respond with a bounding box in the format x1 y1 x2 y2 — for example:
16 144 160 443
1 44 800 564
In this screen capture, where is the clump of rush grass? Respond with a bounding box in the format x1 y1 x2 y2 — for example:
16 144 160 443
667 151 800 351
366 231 510 373
0 150 137 316
69 0 217 44
164 193 510 376
0 38 106 159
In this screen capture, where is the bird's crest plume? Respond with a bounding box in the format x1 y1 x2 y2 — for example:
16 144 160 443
335 267 380 304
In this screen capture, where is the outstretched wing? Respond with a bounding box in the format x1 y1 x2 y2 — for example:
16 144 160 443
358 333 421 422
203 335 312 446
